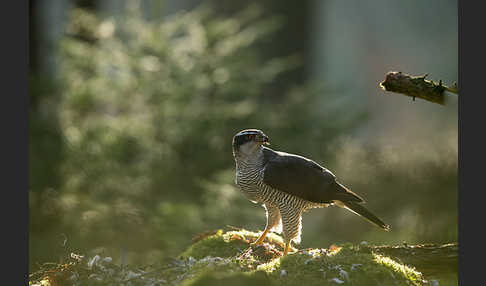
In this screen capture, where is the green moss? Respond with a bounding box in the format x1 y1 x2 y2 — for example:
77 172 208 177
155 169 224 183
180 229 286 260
373 253 423 285
270 244 425 285
180 229 249 259
178 230 428 286
31 230 431 285
180 271 276 286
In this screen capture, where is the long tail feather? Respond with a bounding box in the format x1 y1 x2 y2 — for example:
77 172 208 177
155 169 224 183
337 201 390 231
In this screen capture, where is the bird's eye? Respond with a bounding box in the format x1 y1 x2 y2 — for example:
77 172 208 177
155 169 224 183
248 134 254 140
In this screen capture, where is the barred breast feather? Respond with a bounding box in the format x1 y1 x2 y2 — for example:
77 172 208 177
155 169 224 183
235 149 323 210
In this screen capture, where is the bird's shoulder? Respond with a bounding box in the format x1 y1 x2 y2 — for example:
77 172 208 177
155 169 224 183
262 147 335 178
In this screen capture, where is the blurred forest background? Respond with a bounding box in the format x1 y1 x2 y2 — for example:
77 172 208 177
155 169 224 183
29 0 457 272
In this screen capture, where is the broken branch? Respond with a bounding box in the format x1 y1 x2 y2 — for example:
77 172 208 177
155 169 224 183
380 71 458 105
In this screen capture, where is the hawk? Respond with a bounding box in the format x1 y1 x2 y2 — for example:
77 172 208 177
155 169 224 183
232 129 390 255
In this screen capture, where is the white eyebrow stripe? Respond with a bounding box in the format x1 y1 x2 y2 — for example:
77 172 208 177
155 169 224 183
238 130 261 135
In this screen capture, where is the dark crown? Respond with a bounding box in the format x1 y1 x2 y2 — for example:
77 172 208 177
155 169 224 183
232 129 267 149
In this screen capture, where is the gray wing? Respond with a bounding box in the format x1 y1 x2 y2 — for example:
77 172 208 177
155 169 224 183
262 148 364 204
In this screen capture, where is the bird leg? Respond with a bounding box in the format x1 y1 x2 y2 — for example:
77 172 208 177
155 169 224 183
252 228 270 245
237 246 253 260
278 205 302 256
283 241 291 256
252 204 281 246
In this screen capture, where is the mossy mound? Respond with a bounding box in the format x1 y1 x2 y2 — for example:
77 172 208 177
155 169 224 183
270 244 424 286
180 271 277 286
180 229 427 286
181 229 286 262
30 229 439 286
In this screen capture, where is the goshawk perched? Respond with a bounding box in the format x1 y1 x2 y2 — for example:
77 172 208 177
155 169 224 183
232 129 390 255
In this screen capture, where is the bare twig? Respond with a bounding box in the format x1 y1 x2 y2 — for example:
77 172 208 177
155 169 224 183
380 71 458 105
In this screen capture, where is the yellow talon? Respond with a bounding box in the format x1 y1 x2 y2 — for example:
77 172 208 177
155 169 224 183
283 241 291 256
252 229 270 245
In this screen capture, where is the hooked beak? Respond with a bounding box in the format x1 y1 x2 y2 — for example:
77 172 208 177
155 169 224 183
262 135 270 145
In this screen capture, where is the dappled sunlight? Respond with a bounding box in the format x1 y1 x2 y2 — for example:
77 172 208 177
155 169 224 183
30 4 457 286
373 253 423 284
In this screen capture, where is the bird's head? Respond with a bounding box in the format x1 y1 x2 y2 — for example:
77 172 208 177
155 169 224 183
232 129 270 157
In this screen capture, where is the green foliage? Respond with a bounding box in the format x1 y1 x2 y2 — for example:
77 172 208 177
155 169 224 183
30 3 363 269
